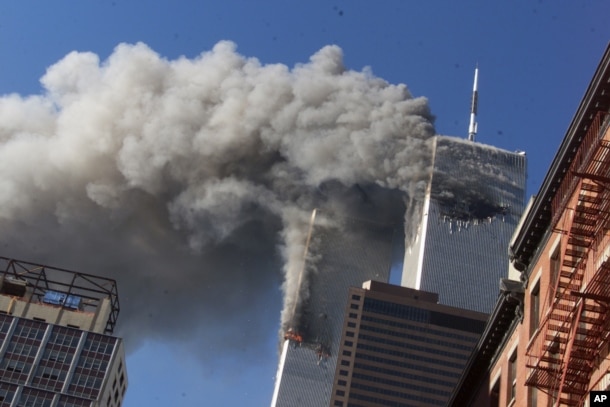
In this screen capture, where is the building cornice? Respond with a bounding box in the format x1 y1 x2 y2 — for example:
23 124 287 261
510 43 610 278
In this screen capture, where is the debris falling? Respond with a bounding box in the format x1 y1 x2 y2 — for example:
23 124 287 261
0 41 435 359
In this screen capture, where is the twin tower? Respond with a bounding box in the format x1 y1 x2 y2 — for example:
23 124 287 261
271 69 527 406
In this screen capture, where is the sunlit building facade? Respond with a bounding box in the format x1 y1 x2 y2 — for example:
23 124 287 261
0 257 127 407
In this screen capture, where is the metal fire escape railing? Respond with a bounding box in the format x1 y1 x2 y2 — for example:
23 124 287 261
526 111 610 407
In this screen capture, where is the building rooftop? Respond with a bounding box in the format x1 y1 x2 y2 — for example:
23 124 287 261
510 43 610 276
0 257 120 334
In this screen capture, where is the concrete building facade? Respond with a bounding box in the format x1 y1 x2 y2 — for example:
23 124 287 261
0 257 127 407
449 44 610 407
330 281 487 407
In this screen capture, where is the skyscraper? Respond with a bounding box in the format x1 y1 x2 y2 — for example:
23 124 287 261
271 207 400 407
0 257 126 407
272 137 527 405
402 135 527 313
449 43 610 407
330 280 487 407
325 137 527 406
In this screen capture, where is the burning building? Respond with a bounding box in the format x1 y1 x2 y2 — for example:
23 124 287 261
271 201 402 406
271 137 527 407
402 135 527 313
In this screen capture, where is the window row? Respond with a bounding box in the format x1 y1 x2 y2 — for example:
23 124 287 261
352 362 456 389
350 382 445 406
355 344 464 376
357 333 471 361
360 315 478 343
359 323 475 352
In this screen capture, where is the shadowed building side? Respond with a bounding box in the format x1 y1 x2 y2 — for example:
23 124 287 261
330 280 487 407
271 211 398 407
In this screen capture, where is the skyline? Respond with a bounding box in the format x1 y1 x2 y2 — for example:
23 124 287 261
0 2 609 405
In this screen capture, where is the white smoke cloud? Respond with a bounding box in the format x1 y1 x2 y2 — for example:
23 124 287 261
0 41 434 360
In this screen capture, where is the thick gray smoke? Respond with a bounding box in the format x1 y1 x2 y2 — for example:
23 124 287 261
0 41 434 361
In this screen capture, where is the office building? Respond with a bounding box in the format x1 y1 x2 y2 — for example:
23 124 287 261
0 257 127 407
271 207 400 407
330 280 487 407
402 135 527 313
448 44 610 407
272 73 527 405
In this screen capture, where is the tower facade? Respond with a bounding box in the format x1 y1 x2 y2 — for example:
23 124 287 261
402 135 527 313
0 257 126 407
271 209 399 407
330 281 487 407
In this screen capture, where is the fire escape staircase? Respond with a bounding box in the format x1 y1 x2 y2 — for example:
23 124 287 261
526 111 610 407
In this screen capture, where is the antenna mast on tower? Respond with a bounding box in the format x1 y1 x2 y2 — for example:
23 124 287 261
468 66 479 142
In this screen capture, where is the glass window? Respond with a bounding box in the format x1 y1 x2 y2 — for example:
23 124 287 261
530 282 540 336
549 248 560 305
83 334 116 355
42 348 73 365
56 395 91 407
48 326 81 347
6 342 37 358
509 349 517 402
12 320 45 341
16 388 54 407
490 377 500 407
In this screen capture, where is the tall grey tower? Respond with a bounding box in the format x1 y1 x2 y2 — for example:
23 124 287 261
272 68 527 404
271 193 402 407
271 139 526 406
401 135 527 313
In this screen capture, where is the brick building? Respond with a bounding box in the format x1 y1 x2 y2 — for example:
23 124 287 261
449 44 610 407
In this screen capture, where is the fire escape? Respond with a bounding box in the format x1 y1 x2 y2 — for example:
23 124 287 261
526 111 610 406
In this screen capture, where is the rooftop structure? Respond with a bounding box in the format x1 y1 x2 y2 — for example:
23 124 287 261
0 257 126 407
0 257 119 335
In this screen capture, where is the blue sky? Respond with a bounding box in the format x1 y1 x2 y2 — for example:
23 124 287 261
0 1 608 406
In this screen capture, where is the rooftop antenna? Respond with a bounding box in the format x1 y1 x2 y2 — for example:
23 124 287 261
468 65 478 142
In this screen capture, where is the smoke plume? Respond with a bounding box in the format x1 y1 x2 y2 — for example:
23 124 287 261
0 41 434 361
